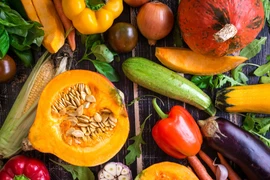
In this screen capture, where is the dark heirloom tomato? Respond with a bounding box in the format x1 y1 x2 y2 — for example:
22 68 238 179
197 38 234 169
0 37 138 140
107 22 138 53
0 54 16 83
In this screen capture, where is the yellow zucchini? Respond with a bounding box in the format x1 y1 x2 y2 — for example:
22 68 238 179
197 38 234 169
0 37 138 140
21 0 65 53
215 84 270 114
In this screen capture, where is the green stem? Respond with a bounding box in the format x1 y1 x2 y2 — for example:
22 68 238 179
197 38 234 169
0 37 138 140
152 98 168 119
14 175 30 180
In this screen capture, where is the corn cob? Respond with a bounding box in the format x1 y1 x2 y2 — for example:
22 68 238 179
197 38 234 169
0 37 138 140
0 46 73 158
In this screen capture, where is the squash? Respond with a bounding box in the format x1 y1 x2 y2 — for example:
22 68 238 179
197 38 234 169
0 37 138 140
28 70 130 166
215 84 270 114
135 162 198 180
178 0 264 57
155 47 248 75
21 0 65 53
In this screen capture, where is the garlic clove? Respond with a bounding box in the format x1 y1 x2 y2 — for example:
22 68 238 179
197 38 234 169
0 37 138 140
116 163 123 176
216 164 228 180
104 162 117 176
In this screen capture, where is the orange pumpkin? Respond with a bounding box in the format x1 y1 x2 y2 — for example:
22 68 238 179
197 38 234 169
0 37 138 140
135 162 199 180
178 0 264 57
28 70 130 166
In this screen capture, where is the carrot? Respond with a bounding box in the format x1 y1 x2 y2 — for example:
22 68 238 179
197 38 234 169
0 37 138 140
53 0 76 51
187 156 213 180
217 153 241 180
198 150 217 174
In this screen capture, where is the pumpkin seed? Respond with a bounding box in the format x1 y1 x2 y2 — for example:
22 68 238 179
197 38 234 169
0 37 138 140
74 96 81 106
85 85 91 95
72 130 84 138
80 91 87 101
66 127 75 136
83 101 90 108
101 108 111 113
86 95 96 102
94 112 102 122
77 117 89 123
76 105 84 116
77 123 89 127
109 114 117 123
101 113 109 122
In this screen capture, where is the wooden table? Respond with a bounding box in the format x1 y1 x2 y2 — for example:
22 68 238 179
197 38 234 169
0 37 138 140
0 1 269 179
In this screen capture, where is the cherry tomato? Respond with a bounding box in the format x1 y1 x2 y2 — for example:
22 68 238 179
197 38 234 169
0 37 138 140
107 22 138 53
0 54 16 83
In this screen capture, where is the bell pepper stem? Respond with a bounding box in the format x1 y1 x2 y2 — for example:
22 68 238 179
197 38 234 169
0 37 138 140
152 98 168 119
14 175 30 180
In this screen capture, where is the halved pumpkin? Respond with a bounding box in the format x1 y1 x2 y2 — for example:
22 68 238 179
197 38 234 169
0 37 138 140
135 161 198 180
28 70 130 166
155 47 248 75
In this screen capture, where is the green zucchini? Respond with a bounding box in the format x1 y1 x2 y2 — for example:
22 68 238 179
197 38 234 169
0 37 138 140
122 57 216 116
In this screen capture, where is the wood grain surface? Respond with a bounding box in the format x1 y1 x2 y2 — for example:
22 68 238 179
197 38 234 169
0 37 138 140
0 0 270 179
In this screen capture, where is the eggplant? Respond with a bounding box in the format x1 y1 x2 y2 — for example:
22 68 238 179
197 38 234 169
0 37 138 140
198 117 270 180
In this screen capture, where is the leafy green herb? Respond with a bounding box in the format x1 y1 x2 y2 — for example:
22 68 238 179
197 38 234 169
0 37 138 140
231 63 259 84
240 37 267 59
262 0 270 25
125 114 152 165
50 159 95 180
191 74 243 89
191 76 214 89
0 2 44 66
79 34 120 82
242 113 270 147
254 61 270 76
0 27 9 58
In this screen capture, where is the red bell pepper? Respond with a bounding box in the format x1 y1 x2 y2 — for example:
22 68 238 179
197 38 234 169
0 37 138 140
0 155 50 180
152 98 203 159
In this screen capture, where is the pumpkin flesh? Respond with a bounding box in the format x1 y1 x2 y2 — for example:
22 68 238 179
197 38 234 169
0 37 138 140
135 162 198 180
178 0 264 57
28 70 129 166
155 47 248 75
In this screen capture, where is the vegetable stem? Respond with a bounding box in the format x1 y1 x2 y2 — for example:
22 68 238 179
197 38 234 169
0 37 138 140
152 98 168 119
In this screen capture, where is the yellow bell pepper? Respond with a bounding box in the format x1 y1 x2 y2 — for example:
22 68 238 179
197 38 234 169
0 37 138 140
62 0 123 34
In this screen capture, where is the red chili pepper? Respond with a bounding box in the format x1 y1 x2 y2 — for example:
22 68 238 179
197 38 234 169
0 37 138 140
151 98 203 159
0 155 50 180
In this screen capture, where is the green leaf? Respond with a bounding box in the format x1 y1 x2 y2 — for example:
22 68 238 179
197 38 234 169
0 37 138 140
125 114 152 165
242 113 270 147
263 0 270 25
91 60 120 82
0 27 9 58
254 61 270 76
240 37 267 59
91 44 114 63
191 75 213 89
50 160 95 180
214 74 243 88
85 34 102 49
259 76 270 84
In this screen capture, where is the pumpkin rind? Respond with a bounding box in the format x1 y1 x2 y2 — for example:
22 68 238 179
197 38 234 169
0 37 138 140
28 70 130 166
178 0 264 57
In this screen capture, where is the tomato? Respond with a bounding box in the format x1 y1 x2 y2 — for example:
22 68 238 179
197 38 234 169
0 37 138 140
0 54 16 83
107 22 138 53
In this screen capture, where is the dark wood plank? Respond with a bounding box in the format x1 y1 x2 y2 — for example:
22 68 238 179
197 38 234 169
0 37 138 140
0 0 270 179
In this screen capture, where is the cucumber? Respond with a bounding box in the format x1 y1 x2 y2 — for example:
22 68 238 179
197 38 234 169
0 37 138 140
122 57 216 116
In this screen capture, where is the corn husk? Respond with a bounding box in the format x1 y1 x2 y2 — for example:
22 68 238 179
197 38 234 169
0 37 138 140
0 47 73 158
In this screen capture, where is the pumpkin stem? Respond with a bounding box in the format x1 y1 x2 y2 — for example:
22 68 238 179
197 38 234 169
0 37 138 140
213 24 237 43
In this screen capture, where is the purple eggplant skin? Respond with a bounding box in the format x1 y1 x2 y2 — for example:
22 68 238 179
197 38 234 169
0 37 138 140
198 117 270 180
